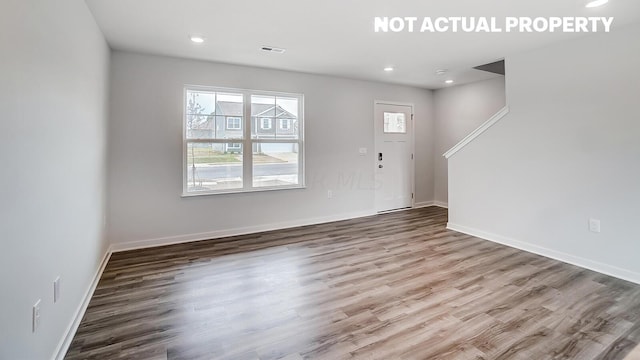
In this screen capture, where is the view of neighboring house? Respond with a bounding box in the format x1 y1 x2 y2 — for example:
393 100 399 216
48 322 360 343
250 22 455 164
188 100 298 153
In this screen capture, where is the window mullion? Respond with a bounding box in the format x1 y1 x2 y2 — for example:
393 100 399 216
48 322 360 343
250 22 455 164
243 92 252 190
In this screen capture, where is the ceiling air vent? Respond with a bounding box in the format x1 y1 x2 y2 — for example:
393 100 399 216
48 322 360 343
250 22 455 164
261 46 286 54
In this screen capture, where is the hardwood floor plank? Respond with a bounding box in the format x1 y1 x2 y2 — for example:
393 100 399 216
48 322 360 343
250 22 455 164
66 207 640 359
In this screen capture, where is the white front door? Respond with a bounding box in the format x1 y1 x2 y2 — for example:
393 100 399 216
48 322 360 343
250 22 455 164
374 102 414 212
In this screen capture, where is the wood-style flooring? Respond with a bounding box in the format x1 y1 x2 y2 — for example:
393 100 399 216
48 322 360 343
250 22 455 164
66 207 640 359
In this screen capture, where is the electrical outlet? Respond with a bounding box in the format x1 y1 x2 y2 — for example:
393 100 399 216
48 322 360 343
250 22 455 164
54 277 61 303
33 299 41 332
589 218 601 233
327 190 333 199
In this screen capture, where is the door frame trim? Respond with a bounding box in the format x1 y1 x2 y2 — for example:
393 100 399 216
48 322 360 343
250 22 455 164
373 100 416 213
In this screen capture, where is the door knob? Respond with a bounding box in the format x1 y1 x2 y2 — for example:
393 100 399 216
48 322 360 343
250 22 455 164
378 165 383 168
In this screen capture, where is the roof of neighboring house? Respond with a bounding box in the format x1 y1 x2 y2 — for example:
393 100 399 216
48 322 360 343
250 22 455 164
214 102 296 119
214 101 242 117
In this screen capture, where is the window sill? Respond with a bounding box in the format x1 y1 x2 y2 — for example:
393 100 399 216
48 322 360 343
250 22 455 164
181 184 306 198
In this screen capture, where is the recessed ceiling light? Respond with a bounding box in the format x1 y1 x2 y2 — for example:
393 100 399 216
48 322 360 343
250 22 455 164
190 35 205 43
445 80 454 84
436 69 448 75
586 0 608 8
384 67 394 72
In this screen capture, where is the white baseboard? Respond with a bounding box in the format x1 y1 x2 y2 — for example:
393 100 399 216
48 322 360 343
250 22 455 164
111 210 377 252
433 201 448 209
414 201 433 208
447 222 640 285
52 247 112 360
414 201 448 209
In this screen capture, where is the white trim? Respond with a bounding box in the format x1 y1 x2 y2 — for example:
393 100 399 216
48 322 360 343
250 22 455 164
111 210 377 252
414 201 435 208
377 207 413 214
433 201 448 208
52 247 112 360
374 100 415 107
443 106 510 159
181 184 306 197
414 201 448 209
447 222 640 285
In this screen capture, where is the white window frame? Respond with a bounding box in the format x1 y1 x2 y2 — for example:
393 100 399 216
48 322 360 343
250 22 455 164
280 118 291 130
226 117 242 130
260 117 272 130
183 86 305 196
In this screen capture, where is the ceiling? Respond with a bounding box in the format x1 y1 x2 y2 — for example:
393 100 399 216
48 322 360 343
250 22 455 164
85 0 640 89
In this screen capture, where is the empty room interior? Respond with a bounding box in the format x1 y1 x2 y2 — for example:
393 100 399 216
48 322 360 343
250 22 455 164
2 0 640 359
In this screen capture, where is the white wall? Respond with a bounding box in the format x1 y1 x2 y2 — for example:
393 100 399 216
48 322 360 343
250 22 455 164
433 77 506 205
0 0 110 359
448 22 640 283
107 51 434 247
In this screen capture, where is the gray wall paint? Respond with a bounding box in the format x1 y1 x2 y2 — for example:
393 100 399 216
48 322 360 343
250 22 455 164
449 22 640 281
107 51 434 245
0 0 110 359
433 77 506 205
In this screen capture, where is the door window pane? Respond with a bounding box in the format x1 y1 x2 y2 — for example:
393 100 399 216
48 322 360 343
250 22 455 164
383 112 407 134
252 143 299 188
186 143 243 192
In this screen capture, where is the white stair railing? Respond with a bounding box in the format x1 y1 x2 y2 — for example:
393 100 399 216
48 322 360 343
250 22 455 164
443 106 510 159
